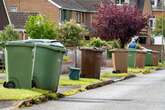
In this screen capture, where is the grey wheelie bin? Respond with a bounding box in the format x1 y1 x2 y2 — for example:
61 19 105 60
3 41 34 89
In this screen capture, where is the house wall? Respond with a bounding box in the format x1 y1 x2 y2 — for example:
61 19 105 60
153 11 165 17
62 10 94 30
5 0 60 23
143 0 152 16
0 0 9 30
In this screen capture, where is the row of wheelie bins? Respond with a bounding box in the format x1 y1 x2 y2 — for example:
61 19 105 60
128 48 159 68
3 39 65 91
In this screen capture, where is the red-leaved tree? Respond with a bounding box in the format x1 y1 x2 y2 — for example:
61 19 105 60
93 2 148 48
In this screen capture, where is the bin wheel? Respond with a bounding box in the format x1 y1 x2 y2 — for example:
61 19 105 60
112 70 121 73
32 80 36 88
5 81 16 88
3 81 7 88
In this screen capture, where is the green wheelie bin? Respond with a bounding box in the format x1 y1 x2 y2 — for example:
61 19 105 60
25 39 65 91
3 41 34 89
145 49 153 66
128 48 137 68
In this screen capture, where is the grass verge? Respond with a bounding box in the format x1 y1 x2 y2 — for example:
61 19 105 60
59 75 101 86
0 88 50 101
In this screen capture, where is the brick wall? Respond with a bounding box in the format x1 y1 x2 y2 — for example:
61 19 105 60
5 0 60 23
153 11 165 17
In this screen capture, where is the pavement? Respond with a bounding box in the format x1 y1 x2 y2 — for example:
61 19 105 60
21 69 165 110
0 73 5 80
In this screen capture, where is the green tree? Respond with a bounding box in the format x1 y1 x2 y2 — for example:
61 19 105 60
153 16 165 37
58 20 88 67
58 20 88 47
0 25 19 41
25 15 58 39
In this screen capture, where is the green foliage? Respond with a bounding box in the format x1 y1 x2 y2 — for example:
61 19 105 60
153 16 165 37
58 20 88 47
63 55 71 63
106 40 121 49
25 15 58 39
0 25 19 42
88 37 107 48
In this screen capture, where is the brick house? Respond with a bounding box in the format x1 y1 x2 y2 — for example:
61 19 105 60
1 0 38 39
4 0 98 31
4 0 154 43
4 0 152 30
149 0 165 30
8 12 38 39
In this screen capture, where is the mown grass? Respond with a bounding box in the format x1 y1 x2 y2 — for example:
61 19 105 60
0 79 4 84
128 67 152 74
0 88 49 100
63 55 71 63
59 75 101 86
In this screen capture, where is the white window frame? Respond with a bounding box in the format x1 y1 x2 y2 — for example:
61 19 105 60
76 12 81 23
9 6 17 12
116 0 127 5
149 17 156 30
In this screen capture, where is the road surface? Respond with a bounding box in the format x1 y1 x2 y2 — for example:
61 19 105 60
23 70 165 110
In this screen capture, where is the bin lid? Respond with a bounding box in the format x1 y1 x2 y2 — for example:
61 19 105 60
152 50 159 53
110 49 128 53
80 47 104 52
136 49 147 54
24 39 57 43
24 39 63 47
5 40 34 47
36 43 66 53
142 48 152 52
128 48 137 52
24 39 65 52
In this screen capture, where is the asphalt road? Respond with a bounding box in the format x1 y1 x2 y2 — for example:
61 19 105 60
22 70 165 110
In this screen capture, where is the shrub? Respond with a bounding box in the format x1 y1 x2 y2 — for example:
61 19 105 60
0 25 19 42
106 40 121 49
25 15 58 39
58 20 88 47
153 16 165 37
88 37 107 48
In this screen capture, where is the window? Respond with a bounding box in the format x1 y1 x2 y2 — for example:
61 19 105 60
76 12 81 23
115 0 125 4
82 12 85 23
138 37 147 44
152 0 162 8
61 9 71 22
149 17 156 30
9 6 17 12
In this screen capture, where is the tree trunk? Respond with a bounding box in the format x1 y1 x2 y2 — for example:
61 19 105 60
74 47 78 67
